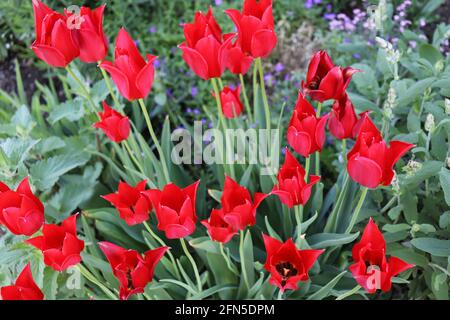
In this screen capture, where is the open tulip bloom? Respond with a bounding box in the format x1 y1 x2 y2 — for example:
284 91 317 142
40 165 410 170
1 0 429 302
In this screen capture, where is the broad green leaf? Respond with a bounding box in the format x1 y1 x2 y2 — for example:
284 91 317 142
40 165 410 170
308 232 360 249
307 271 347 300
411 238 450 257
439 168 450 206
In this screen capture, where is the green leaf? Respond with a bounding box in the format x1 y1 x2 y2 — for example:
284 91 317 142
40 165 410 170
307 271 347 300
48 99 84 123
397 77 436 107
382 224 411 233
411 238 450 257
30 152 90 190
42 267 59 300
419 44 443 66
403 161 442 187
189 237 220 255
439 168 450 206
308 232 360 249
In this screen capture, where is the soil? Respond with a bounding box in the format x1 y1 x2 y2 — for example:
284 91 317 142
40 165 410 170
0 56 45 102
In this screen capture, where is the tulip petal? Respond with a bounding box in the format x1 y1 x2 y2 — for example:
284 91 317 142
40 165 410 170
347 155 383 188
251 28 277 58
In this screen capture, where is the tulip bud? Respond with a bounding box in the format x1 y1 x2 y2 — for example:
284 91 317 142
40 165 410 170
424 113 435 132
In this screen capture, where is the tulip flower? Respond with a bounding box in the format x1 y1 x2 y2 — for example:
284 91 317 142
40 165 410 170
68 5 108 63
225 0 277 58
263 234 324 292
347 116 414 188
100 28 157 101
143 181 200 239
101 180 151 226
302 50 359 102
201 176 266 241
179 7 229 80
215 85 244 119
349 218 414 293
287 93 329 158
222 33 254 75
201 208 237 244
99 242 168 300
0 263 44 300
0 177 44 236
328 94 359 140
272 149 320 208
27 214 85 272
31 0 79 67
93 101 131 143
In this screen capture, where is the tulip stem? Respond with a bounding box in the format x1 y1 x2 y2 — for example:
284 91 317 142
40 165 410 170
239 230 250 291
276 289 284 300
342 139 347 163
239 74 253 124
336 285 362 300
345 187 369 234
324 172 350 233
98 62 121 109
315 103 322 176
296 156 310 238
211 78 236 180
138 99 170 184
78 264 117 300
65 66 98 115
143 222 180 279
122 140 145 174
217 78 224 90
220 243 239 276
180 238 202 292
256 58 271 130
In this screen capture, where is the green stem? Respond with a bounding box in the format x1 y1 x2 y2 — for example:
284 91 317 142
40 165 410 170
66 65 97 115
256 58 271 130
380 196 397 214
217 78 224 90
342 139 347 164
78 264 117 300
239 230 250 290
122 140 145 174
336 285 362 300
143 222 180 279
239 74 253 124
277 289 284 300
98 62 121 109
220 243 239 276
180 238 202 292
137 99 170 184
294 205 303 237
345 187 369 234
211 78 235 180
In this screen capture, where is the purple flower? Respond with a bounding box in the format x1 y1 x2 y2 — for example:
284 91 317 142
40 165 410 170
353 53 361 59
191 86 198 98
149 26 157 33
215 0 223 6
153 59 161 68
193 108 201 115
324 13 336 20
274 63 285 73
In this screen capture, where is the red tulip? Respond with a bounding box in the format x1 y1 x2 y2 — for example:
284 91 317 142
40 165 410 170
287 93 329 158
202 176 267 239
201 208 237 244
347 116 414 188
99 242 168 300
225 0 277 58
102 180 151 226
68 5 108 63
0 263 44 300
31 0 79 67
100 28 157 101
179 7 229 80
328 94 359 140
302 51 359 102
349 218 414 293
93 101 131 143
272 149 320 208
263 234 324 292
217 85 244 119
222 33 254 75
143 181 200 239
27 214 84 272
0 177 44 236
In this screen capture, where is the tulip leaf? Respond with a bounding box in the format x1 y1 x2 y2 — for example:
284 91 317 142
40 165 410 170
411 238 450 257
307 271 347 300
439 168 450 206
307 232 360 249
189 237 221 255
